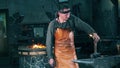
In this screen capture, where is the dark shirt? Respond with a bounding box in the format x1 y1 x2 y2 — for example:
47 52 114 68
46 14 95 59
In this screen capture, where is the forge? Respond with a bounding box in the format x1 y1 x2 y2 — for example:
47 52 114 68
18 43 49 68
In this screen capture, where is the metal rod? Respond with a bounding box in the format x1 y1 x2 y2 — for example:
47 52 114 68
94 41 97 53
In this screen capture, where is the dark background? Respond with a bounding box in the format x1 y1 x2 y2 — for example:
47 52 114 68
0 0 120 68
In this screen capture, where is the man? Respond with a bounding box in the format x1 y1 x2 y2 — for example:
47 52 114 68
46 3 100 68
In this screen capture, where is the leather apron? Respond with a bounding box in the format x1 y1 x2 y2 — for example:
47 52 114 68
54 28 79 68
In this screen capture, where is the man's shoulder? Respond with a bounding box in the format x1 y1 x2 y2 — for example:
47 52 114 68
70 14 80 20
50 19 56 24
49 19 56 26
69 14 84 24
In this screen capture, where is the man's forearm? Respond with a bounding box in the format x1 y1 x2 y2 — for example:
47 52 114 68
46 45 53 59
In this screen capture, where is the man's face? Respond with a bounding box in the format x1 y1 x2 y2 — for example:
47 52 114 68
58 8 70 21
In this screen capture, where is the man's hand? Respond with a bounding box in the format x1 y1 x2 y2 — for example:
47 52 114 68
89 33 100 43
49 58 54 67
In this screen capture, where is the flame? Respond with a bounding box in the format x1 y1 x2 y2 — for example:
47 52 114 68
30 43 46 49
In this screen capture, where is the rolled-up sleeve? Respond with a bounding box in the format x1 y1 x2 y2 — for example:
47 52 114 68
46 22 54 59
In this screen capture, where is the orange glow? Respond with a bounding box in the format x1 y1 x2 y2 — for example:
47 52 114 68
29 43 46 49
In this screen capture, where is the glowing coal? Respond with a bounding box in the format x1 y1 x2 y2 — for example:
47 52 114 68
29 43 46 49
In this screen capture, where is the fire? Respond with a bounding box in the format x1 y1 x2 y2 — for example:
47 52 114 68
30 43 46 49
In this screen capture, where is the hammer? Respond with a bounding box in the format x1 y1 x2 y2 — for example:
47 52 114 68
90 38 101 58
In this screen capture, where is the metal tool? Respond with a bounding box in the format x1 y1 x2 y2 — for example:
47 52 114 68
72 59 94 64
90 40 101 58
